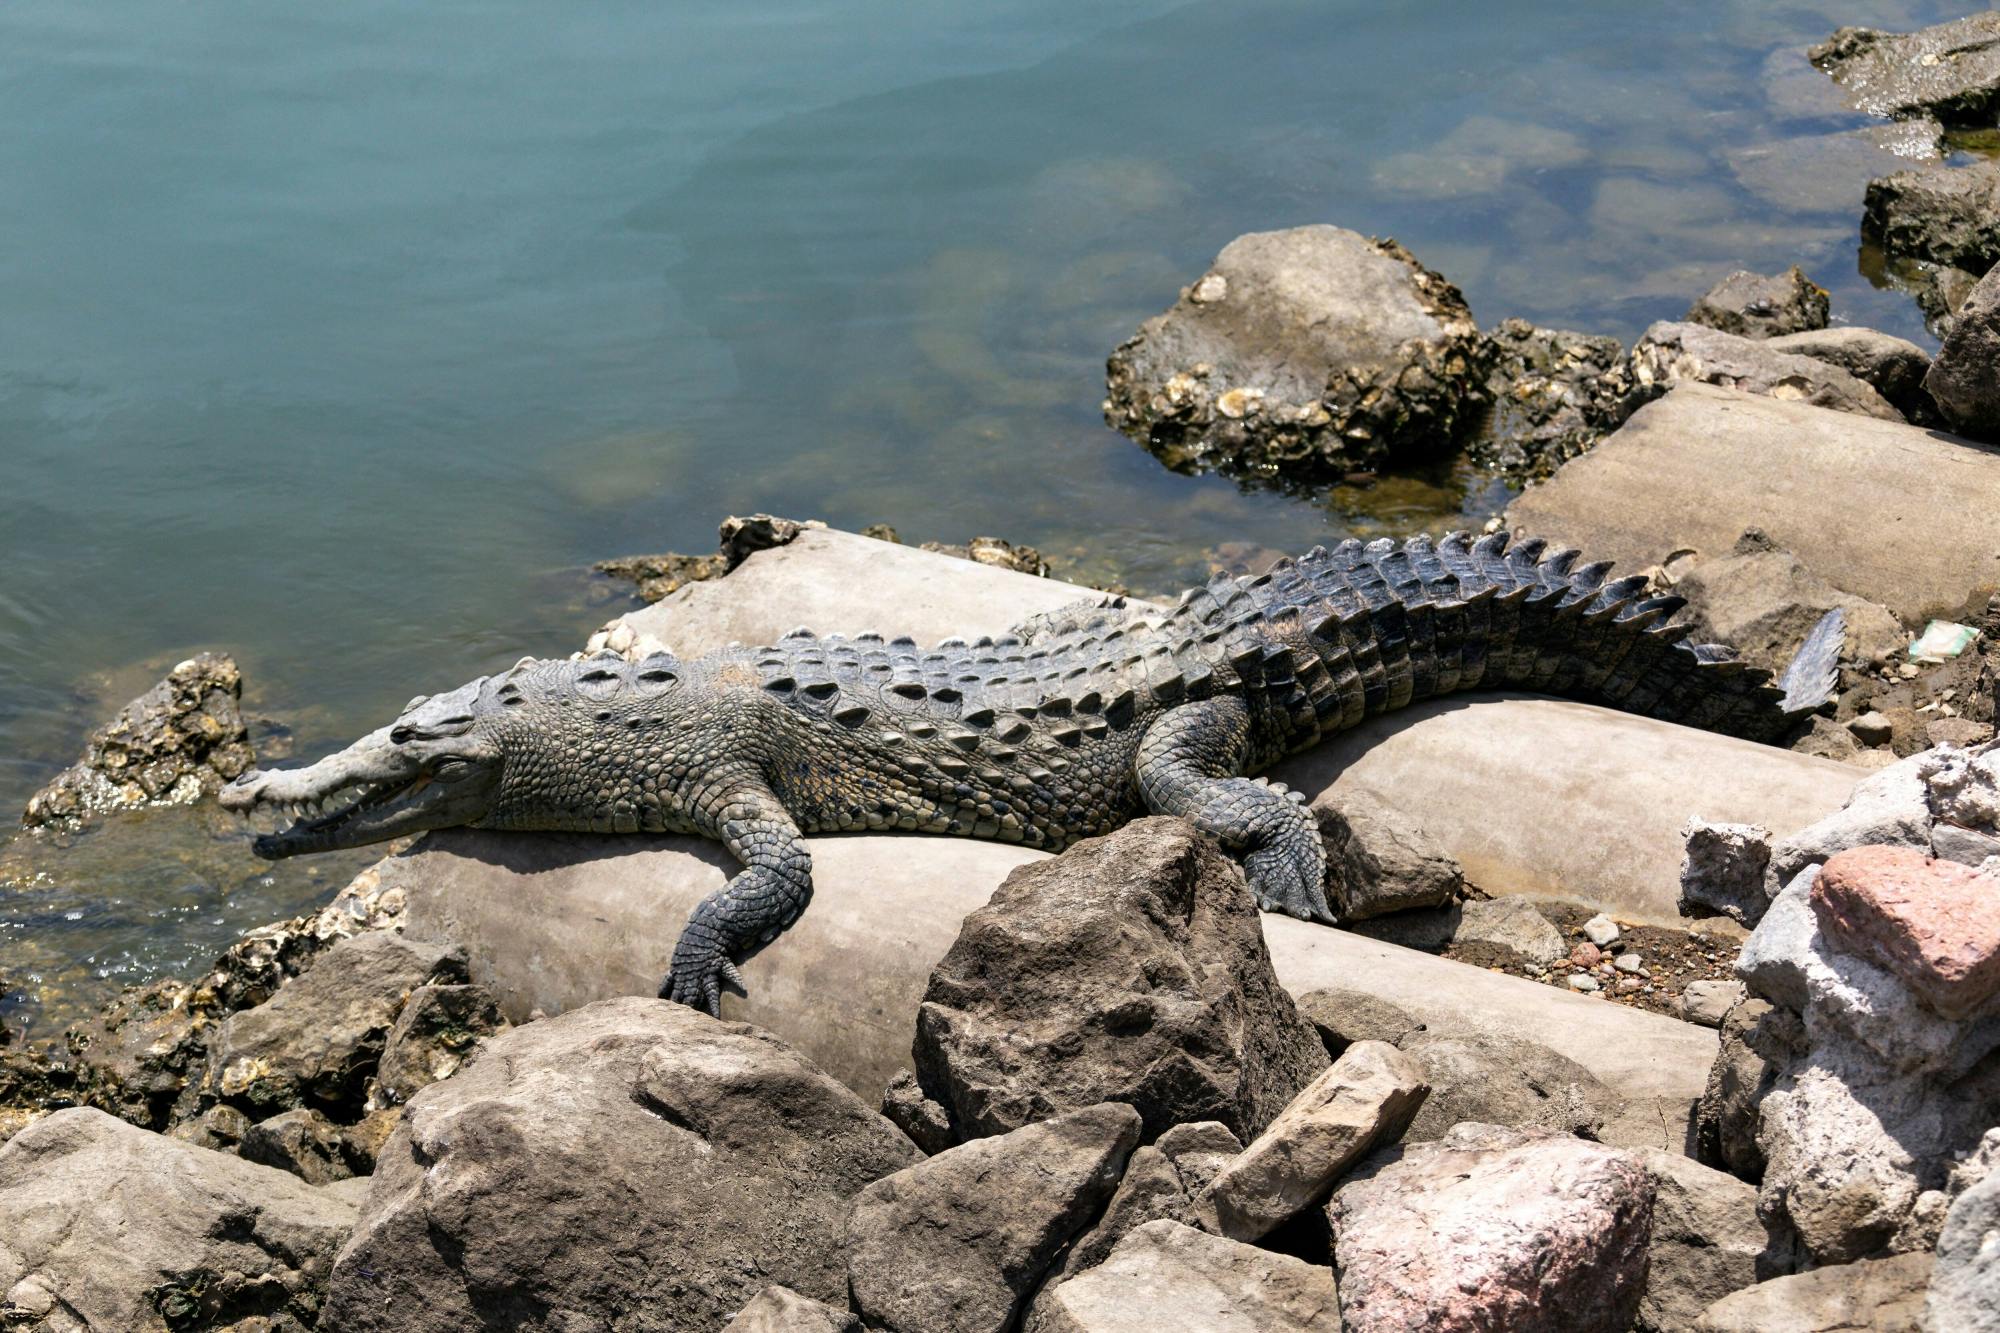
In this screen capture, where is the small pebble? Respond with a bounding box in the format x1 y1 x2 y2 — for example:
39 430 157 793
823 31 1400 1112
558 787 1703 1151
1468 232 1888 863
1847 711 1894 746
1583 914 1620 947
1568 974 1601 993
1614 953 1643 974
1569 942 1601 968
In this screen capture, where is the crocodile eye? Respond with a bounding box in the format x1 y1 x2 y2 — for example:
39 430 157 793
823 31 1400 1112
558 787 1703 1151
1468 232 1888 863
391 726 415 745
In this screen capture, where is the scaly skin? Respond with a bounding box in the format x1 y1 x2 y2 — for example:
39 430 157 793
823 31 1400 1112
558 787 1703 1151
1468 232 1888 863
221 531 1841 1014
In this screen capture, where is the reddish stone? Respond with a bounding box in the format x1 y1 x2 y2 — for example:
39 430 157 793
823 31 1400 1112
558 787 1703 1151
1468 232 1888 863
1812 846 2000 1021
1569 942 1602 968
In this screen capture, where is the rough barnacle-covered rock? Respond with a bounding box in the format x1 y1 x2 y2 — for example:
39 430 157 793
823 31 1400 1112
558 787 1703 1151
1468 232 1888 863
369 981 507 1107
1472 319 1639 480
1926 264 2000 445
1103 225 1493 481
61 978 214 1131
1863 158 2000 277
1684 268 1830 339
201 931 466 1121
1810 12 2000 125
1327 1122 1655 1333
0 1107 364 1332
1628 322 1903 421
21 652 255 827
323 997 922 1332
911 818 1329 1144
846 1102 1141 1333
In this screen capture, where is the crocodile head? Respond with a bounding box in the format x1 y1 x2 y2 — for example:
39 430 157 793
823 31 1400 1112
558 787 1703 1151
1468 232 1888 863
220 676 508 858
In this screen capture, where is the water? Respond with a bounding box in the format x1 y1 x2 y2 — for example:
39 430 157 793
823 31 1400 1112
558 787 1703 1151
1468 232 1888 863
0 0 1975 1034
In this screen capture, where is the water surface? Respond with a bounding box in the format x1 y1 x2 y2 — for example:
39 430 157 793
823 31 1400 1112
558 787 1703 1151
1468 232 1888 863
0 0 1970 1032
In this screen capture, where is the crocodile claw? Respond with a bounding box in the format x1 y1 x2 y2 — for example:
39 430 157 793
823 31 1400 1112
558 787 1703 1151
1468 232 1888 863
660 947 747 1017
1244 841 1337 926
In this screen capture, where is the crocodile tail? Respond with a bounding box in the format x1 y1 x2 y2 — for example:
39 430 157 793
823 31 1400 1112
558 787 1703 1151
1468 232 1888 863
1777 607 1844 717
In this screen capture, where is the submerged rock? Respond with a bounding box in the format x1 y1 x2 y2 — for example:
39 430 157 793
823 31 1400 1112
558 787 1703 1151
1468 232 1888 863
324 997 922 1332
0 1107 363 1332
1810 13 2000 125
1684 268 1829 339
1328 1122 1655 1333
846 1102 1140 1333
912 817 1328 1144
21 652 255 828
1628 322 1903 421
1925 264 2000 443
1103 225 1491 481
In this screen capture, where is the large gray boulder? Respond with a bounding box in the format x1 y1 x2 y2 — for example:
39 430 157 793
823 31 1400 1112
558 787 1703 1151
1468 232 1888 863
0 1107 363 1332
1103 225 1491 479
1926 264 2000 444
1684 268 1828 339
1314 789 1463 921
1028 1220 1341 1333
911 817 1329 1144
1628 322 1903 421
1328 1122 1656 1333
1811 13 2000 124
1863 158 2000 276
1397 1029 1624 1144
1669 530 1907 674
321 997 922 1332
846 1102 1141 1333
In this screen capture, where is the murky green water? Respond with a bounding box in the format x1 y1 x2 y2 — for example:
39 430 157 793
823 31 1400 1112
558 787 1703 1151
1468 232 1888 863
0 0 1975 1034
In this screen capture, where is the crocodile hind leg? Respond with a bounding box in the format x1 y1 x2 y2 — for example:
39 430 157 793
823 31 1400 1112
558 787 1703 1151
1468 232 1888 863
1135 696 1333 924
659 777 812 1016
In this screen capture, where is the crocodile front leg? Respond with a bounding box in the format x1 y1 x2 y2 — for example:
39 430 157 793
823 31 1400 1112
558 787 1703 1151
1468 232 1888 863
659 778 812 1016
1135 696 1333 924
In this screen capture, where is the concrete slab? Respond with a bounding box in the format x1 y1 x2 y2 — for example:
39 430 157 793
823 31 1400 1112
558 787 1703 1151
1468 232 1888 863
389 827 1717 1120
1506 383 2000 623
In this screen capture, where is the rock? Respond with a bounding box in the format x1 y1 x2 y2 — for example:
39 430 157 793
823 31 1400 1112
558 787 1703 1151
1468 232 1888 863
912 818 1328 1143
203 931 466 1121
1315 791 1462 921
1328 1122 1655 1333
1685 268 1829 339
1812 845 2000 1021
724 1287 860 1333
1929 716 1995 749
1502 384 2000 627
1451 895 1565 967
595 514 812 603
1692 1252 1933 1332
1615 952 1644 973
1028 1220 1340 1333
1681 820 1775 927
238 1105 357 1185
1935 819 2000 867
1928 1140 2000 1333
846 1102 1140 1333
1763 328 1934 422
166 1102 253 1153
1863 158 2000 276
1810 13 2000 125
878 1068 954 1156
1768 753 1934 892
1682 979 1747 1028
0 1107 361 1331
1727 123 1944 219
1637 1148 1769 1333
1200 1040 1427 1242
1585 914 1622 947
1102 225 1492 480
1397 1030 1623 1144
370 981 506 1107
1927 264 2000 444
1368 114 1588 200
918 534 1051 578
1849 711 1895 746
1291 987 1425 1058
322 997 922 1331
1629 322 1903 421
1474 319 1639 480
1696 997 1800 1179
21 652 255 827
1669 531 1908 674
1571 941 1603 968
62 978 212 1131
1049 1120 1242 1282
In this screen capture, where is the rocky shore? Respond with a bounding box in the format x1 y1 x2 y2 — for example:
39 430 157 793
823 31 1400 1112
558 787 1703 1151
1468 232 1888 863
5 11 2000 1332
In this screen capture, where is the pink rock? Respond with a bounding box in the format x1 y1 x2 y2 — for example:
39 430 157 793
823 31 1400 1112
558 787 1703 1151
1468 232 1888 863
1570 941 1602 968
1812 845 2000 1021
1327 1122 1655 1333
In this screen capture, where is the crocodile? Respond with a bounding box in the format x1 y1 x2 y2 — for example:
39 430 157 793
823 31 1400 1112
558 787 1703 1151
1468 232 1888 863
220 531 1843 1013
